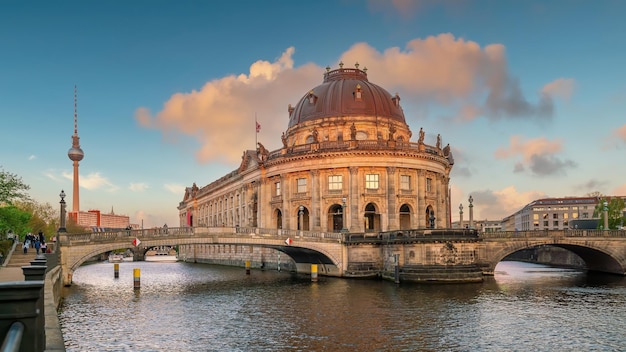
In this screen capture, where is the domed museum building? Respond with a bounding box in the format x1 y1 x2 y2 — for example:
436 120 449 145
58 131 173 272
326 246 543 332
178 63 454 233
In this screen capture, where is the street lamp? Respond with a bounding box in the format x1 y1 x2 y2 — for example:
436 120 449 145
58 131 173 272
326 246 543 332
603 200 609 230
58 190 67 233
459 203 464 229
341 198 348 232
468 195 474 229
298 205 304 231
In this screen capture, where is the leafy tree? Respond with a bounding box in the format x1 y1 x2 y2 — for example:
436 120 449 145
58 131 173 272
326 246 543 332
15 200 59 240
0 206 32 239
0 167 31 205
593 197 626 230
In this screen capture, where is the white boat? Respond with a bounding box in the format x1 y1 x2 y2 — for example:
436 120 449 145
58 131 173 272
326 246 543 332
145 246 177 262
108 253 125 263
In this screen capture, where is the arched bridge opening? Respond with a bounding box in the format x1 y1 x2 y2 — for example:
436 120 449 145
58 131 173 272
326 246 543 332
491 244 625 276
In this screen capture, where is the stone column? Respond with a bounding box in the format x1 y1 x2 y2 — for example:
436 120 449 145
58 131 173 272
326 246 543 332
386 167 397 231
311 170 321 230
349 166 359 232
417 170 426 228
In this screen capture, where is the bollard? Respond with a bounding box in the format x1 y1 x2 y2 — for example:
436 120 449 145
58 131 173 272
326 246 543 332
114 263 119 279
0 282 45 352
133 268 140 290
22 266 47 281
311 264 318 282
245 260 250 275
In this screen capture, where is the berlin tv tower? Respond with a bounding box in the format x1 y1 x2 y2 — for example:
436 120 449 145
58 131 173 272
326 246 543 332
67 86 84 213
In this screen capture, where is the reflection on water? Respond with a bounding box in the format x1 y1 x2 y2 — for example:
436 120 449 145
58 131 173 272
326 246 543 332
59 261 626 351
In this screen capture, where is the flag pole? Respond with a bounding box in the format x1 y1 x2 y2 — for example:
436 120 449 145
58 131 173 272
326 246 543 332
255 112 258 149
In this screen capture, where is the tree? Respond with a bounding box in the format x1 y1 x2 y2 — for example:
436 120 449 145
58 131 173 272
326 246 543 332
15 200 59 239
0 167 31 205
593 197 626 230
0 206 32 239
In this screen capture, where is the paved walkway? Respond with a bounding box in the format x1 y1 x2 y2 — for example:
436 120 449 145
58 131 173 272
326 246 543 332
0 242 33 282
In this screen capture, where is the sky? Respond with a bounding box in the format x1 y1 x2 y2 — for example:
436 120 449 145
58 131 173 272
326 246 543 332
1 0 625 228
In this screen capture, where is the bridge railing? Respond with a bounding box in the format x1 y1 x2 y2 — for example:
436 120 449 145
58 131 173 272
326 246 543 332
479 229 626 239
58 227 626 246
58 226 345 245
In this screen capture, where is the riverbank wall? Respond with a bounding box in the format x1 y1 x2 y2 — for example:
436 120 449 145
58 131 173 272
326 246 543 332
44 265 66 351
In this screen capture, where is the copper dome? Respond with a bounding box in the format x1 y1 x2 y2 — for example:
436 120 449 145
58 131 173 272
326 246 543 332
287 66 406 129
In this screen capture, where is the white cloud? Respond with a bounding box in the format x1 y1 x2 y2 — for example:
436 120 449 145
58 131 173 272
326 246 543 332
62 171 117 191
164 183 185 194
129 183 149 192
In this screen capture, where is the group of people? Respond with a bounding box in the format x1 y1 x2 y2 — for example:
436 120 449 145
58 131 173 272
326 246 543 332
22 230 47 255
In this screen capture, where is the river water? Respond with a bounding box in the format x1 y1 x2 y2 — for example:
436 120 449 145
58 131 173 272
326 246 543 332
58 261 626 352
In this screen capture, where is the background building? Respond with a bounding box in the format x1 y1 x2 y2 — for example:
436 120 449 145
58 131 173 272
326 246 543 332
503 197 601 231
179 64 454 232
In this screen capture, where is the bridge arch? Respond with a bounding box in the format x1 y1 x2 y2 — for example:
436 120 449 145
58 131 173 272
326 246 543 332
486 241 626 275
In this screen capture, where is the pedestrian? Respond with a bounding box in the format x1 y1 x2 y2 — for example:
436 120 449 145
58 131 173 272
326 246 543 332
23 241 28 254
35 239 41 255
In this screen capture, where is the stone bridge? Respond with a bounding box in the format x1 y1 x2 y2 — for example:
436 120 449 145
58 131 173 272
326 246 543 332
57 227 626 285
476 229 626 275
57 226 345 285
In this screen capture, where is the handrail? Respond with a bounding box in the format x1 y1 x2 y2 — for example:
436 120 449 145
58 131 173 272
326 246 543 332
0 321 24 352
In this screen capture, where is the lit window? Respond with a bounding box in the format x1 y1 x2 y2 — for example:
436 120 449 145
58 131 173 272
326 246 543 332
400 175 410 190
328 175 342 191
297 178 307 193
275 182 281 196
365 174 379 189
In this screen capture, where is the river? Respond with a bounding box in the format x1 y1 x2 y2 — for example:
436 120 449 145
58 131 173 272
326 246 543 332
58 261 626 351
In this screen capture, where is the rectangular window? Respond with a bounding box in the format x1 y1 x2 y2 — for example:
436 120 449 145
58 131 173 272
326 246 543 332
328 175 342 191
543 220 549 226
533 214 539 220
275 182 281 196
553 213 558 219
365 174 379 189
426 178 432 192
297 178 307 193
400 175 410 190
553 220 559 227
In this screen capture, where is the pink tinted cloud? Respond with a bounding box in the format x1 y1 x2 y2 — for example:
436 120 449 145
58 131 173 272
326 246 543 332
135 47 321 164
340 34 556 121
137 34 562 166
542 78 576 100
614 124 626 141
453 186 547 220
495 135 563 161
494 135 576 176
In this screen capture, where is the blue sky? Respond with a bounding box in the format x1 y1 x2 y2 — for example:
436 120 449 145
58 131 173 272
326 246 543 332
2 0 625 228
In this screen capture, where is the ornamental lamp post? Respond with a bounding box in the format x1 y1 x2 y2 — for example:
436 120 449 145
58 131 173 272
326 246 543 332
459 203 464 229
59 190 67 233
468 195 474 229
603 200 609 230
341 198 348 232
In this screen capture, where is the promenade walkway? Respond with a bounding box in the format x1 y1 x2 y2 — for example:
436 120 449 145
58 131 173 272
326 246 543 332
0 242 34 282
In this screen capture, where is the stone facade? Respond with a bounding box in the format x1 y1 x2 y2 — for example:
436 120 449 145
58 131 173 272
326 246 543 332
178 65 454 234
